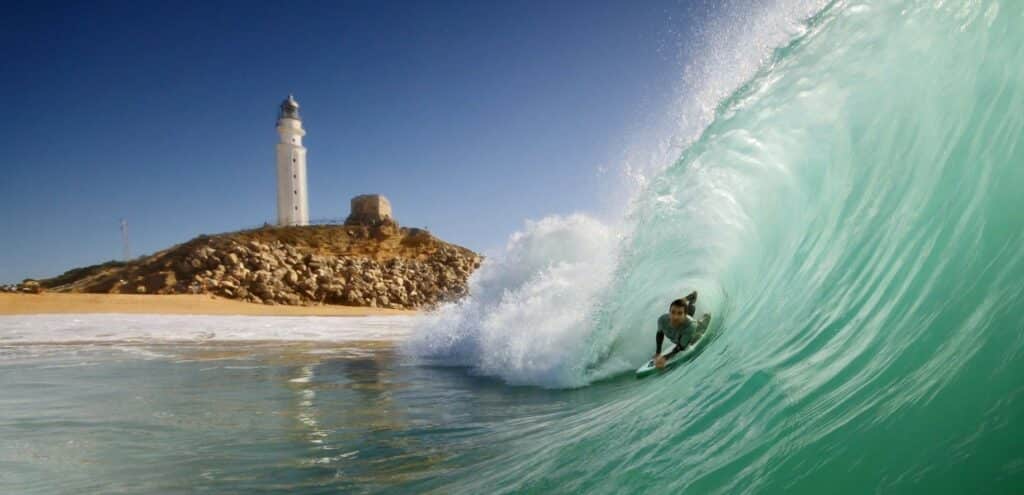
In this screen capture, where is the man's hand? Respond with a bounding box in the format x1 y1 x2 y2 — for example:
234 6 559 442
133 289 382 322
654 355 667 369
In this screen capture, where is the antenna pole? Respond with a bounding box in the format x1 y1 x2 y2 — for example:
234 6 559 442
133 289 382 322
120 218 131 261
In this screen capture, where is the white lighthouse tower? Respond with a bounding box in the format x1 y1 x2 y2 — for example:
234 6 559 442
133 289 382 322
275 94 309 226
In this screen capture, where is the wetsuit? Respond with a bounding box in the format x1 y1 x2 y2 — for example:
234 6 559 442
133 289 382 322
655 313 697 356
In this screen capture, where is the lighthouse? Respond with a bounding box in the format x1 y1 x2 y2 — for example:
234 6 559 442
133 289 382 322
275 94 309 226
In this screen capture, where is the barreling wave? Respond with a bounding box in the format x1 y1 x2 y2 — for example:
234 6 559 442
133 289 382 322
409 0 1024 490
407 0 837 388
411 0 1024 488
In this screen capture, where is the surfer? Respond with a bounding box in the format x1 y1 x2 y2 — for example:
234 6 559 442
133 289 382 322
653 292 699 369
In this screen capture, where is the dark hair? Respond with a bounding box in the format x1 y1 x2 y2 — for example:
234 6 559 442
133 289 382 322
670 298 687 310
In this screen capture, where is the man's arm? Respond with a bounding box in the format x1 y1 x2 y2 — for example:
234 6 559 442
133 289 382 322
655 330 665 356
663 335 689 359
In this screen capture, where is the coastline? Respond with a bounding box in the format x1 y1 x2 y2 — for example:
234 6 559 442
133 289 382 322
0 293 418 317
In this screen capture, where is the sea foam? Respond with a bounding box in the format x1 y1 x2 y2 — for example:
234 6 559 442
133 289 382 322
0 314 418 344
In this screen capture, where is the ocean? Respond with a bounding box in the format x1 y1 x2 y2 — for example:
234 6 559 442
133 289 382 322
3 0 1024 492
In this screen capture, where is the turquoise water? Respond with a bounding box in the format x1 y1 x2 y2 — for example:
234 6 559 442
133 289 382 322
4 0 1024 492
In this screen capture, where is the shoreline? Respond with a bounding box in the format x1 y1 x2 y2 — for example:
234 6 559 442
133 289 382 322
0 293 418 317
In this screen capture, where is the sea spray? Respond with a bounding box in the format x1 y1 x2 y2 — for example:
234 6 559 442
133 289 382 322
407 214 617 386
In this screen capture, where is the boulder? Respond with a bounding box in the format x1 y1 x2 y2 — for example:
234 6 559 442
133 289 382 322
142 271 177 294
18 280 44 294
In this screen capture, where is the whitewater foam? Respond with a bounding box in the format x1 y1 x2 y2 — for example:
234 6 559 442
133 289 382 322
0 314 418 344
407 214 617 386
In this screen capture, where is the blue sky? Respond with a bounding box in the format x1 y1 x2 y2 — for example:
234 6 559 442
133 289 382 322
0 0 712 283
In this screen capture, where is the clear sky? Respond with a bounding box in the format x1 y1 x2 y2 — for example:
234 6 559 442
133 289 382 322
0 0 714 284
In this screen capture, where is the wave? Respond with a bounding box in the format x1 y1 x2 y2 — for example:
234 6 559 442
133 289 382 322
409 0 1024 400
405 0 1024 492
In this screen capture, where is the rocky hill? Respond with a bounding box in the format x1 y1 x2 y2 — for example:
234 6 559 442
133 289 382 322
21 222 481 310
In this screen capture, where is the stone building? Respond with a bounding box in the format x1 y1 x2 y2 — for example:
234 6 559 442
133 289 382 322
345 194 394 226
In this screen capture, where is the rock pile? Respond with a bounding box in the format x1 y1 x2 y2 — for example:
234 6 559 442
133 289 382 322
172 238 480 309
23 225 482 310
11 280 43 294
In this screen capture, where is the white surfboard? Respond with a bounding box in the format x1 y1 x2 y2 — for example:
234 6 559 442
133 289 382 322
635 314 711 378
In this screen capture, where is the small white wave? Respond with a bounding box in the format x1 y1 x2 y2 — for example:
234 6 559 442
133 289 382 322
0 314 418 344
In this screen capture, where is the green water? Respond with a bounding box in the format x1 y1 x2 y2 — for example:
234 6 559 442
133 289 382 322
3 0 1024 493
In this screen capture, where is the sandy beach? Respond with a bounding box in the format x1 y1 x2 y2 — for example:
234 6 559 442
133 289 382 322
0 293 417 317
